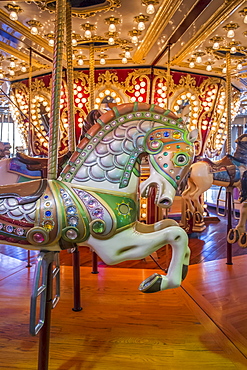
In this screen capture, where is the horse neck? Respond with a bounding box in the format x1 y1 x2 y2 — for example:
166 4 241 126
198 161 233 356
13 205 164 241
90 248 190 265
61 119 157 194
233 143 247 164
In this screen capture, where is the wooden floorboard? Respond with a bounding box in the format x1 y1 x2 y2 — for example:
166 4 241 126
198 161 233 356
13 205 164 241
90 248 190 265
1 254 247 369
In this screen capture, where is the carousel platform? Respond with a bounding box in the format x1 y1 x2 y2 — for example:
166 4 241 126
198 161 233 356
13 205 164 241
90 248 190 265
0 252 247 369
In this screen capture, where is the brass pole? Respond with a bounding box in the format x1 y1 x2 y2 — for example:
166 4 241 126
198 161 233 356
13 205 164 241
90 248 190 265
89 43 95 111
47 0 65 179
226 51 231 154
166 44 171 110
65 0 75 152
28 47 32 155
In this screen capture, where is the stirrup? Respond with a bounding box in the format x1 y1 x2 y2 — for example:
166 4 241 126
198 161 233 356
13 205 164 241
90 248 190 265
29 251 60 336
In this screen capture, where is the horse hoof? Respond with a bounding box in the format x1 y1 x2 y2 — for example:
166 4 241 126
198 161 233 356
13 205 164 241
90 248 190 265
139 273 162 293
194 211 203 223
227 229 239 244
185 210 193 221
238 233 247 248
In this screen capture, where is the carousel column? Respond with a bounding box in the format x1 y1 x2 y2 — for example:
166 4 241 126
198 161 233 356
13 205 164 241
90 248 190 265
36 0 65 369
226 51 233 265
89 42 99 274
27 47 33 268
65 0 82 310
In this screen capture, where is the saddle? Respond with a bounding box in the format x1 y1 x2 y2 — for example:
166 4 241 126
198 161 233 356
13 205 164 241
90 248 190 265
202 154 239 186
16 152 72 177
0 179 47 205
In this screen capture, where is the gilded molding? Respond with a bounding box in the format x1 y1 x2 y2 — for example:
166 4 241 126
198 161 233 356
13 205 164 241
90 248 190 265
0 41 46 70
133 0 183 64
172 0 245 66
0 9 55 56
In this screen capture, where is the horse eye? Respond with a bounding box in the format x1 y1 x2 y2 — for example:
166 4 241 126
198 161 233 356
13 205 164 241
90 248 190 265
177 154 187 164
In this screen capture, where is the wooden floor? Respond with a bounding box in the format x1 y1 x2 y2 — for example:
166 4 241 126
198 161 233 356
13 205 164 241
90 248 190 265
1 205 247 369
0 253 247 369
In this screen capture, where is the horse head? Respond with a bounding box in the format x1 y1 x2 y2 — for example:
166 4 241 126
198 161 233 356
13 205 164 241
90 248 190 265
140 126 198 208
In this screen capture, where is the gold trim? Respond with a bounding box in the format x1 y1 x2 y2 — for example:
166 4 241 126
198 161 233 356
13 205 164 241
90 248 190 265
133 0 183 64
0 41 46 69
172 0 246 66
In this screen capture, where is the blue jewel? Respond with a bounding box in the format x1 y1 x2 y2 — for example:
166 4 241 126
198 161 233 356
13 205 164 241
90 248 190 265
67 206 77 215
45 210 52 217
164 132 169 137
150 136 154 140
44 195 49 199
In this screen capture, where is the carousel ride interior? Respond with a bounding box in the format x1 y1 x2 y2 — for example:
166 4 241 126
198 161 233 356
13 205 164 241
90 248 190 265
1 0 247 369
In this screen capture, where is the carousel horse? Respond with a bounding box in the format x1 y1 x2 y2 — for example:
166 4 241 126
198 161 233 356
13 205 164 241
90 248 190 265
227 169 247 247
181 133 247 237
0 102 197 293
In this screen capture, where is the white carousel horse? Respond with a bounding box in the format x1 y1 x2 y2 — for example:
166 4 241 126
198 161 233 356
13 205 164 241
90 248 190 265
0 103 197 293
181 134 247 237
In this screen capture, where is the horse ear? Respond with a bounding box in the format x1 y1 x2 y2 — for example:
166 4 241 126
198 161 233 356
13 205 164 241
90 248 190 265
188 129 198 143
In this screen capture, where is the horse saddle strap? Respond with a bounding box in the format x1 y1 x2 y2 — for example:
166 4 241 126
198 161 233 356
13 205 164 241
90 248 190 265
0 179 47 205
202 155 236 186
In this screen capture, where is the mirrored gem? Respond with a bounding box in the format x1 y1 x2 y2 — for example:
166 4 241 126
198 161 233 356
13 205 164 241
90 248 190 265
6 225 13 233
43 221 54 231
173 131 181 139
33 232 45 243
88 200 97 208
92 208 103 218
92 220 105 234
16 228 24 236
151 141 160 149
69 216 79 226
66 229 78 240
67 206 77 215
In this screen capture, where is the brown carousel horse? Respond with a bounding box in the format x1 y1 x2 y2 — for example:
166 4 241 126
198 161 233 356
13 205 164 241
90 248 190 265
181 134 247 240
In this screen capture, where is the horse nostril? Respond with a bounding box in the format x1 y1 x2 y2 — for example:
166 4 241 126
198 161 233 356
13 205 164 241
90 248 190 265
160 198 172 207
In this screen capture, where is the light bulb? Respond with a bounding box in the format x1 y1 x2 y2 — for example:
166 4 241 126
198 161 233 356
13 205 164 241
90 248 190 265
48 38 54 47
9 70 15 76
0 73 4 79
222 67 226 73
189 61 195 68
21 66 27 72
227 29 234 38
244 14 247 24
108 37 114 45
196 56 202 63
31 26 39 35
10 61 15 68
138 21 145 31
125 51 131 58
77 58 84 66
146 4 155 14
131 35 138 44
206 64 212 71
108 23 116 32
9 11 18 21
237 63 242 70
213 42 219 50
72 38 77 47
84 30 91 39
230 46 236 53
100 58 106 65
122 57 128 64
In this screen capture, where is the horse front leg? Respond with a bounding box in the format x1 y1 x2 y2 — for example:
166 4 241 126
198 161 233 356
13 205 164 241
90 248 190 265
228 201 247 247
85 220 190 293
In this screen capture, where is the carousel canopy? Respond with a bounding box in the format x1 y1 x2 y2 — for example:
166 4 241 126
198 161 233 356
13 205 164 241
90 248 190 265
0 0 246 91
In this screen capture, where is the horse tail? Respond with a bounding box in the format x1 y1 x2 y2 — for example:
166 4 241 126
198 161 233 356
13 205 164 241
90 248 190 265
178 168 191 195
239 170 247 203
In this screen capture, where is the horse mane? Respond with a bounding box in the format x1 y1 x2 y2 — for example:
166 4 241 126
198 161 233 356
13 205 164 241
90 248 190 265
61 102 181 178
80 109 103 140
